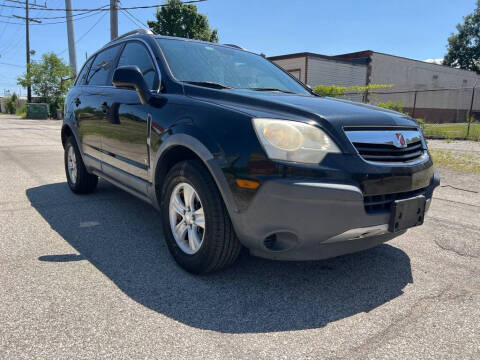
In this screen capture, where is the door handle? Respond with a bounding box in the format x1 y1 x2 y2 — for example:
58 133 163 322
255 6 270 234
74 98 81 107
101 102 109 114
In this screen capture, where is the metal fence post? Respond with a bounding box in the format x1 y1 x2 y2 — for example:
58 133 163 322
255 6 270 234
467 87 475 139
412 91 417 119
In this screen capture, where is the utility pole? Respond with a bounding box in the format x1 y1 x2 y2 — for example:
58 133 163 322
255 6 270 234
467 81 477 139
110 0 118 40
12 1 42 103
65 0 78 76
26 0 30 102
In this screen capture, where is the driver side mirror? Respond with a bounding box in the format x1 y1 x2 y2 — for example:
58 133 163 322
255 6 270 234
112 66 152 105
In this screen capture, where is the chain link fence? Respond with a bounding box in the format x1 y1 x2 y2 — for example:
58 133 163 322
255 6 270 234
340 87 480 140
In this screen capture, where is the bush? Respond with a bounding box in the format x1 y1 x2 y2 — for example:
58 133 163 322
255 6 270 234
4 93 18 114
313 83 393 97
49 97 65 118
415 118 425 128
376 100 405 113
15 103 27 118
314 85 348 97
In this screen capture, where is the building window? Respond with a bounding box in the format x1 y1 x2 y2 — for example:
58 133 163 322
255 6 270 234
287 69 301 80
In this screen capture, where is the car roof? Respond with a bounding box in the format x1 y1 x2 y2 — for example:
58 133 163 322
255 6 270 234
99 29 254 56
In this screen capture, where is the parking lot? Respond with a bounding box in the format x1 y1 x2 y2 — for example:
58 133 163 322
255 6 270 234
0 114 479 359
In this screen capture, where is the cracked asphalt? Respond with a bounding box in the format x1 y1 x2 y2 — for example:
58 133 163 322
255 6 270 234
1 115 479 359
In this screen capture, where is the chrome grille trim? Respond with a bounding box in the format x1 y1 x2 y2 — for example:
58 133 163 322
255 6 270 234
345 129 428 164
345 130 423 147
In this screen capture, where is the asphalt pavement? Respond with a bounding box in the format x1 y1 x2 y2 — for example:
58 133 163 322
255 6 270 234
0 115 479 359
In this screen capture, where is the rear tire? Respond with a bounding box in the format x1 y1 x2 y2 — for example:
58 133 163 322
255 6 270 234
161 160 242 274
64 136 98 194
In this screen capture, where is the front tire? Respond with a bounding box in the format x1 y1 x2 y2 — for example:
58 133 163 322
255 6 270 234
64 136 98 194
161 160 242 274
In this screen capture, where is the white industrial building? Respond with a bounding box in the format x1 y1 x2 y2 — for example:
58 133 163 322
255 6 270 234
269 51 480 123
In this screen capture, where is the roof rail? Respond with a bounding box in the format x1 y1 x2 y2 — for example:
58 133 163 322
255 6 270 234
223 43 245 50
116 29 153 41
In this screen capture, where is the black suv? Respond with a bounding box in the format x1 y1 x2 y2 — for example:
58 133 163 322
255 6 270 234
62 29 439 274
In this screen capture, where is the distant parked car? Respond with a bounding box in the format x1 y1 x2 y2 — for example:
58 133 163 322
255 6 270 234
61 29 439 273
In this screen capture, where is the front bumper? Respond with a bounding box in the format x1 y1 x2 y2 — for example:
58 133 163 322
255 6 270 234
231 170 440 261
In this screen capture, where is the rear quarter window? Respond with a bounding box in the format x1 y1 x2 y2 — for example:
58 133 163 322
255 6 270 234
86 44 121 86
75 57 94 86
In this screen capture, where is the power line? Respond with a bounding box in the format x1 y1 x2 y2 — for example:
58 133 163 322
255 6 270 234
0 9 106 25
0 31 24 55
0 0 209 26
120 9 137 28
0 19 25 24
57 11 107 56
123 8 153 32
1 5 109 19
121 9 148 32
4 0 46 8
0 61 24 67
0 0 207 11
0 1 12 41
0 8 23 53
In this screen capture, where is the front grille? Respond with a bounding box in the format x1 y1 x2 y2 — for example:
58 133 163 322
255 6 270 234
352 140 424 162
364 187 428 213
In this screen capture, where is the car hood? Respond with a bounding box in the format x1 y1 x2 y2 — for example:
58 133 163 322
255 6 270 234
185 86 419 131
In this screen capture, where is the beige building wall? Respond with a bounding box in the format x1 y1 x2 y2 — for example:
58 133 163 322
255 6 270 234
370 52 480 109
307 57 367 88
271 57 307 83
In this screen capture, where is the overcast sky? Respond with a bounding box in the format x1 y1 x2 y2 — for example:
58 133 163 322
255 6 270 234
0 0 476 95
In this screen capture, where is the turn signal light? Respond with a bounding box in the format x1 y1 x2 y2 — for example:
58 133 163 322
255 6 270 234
236 179 260 189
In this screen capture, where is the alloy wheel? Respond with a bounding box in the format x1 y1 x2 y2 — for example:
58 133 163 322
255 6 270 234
168 182 206 254
67 145 77 184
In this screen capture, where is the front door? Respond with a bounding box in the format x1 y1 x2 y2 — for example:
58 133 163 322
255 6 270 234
101 89 151 180
73 57 102 159
100 41 160 181
76 44 122 161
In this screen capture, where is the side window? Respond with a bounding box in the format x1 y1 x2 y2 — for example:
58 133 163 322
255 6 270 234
75 57 94 86
87 45 121 86
117 41 158 90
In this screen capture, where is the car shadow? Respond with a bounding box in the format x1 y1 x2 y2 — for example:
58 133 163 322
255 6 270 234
27 181 413 334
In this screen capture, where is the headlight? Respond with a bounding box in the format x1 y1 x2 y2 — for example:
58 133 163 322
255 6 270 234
252 118 341 164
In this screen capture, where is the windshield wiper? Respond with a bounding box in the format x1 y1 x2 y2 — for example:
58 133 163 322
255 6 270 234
246 87 296 94
183 81 232 89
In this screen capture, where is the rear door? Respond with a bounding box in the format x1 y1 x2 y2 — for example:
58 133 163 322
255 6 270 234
100 40 160 181
73 56 100 158
78 44 122 160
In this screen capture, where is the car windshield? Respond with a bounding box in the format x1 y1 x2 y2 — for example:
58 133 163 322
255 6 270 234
156 38 310 95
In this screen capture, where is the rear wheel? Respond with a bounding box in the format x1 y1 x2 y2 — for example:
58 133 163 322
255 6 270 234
161 160 242 274
64 136 98 194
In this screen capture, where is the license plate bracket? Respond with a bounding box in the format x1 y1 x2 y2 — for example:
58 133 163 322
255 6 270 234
389 195 426 232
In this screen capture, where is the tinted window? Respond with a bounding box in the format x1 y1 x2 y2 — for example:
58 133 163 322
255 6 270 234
75 57 94 86
117 41 158 90
157 39 309 95
87 45 120 86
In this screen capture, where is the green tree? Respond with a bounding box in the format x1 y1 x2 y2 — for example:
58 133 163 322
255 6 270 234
5 93 18 114
444 0 480 73
147 0 218 42
17 52 73 116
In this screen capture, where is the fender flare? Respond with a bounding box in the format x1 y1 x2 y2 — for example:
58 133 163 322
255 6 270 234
61 119 84 157
152 133 240 217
